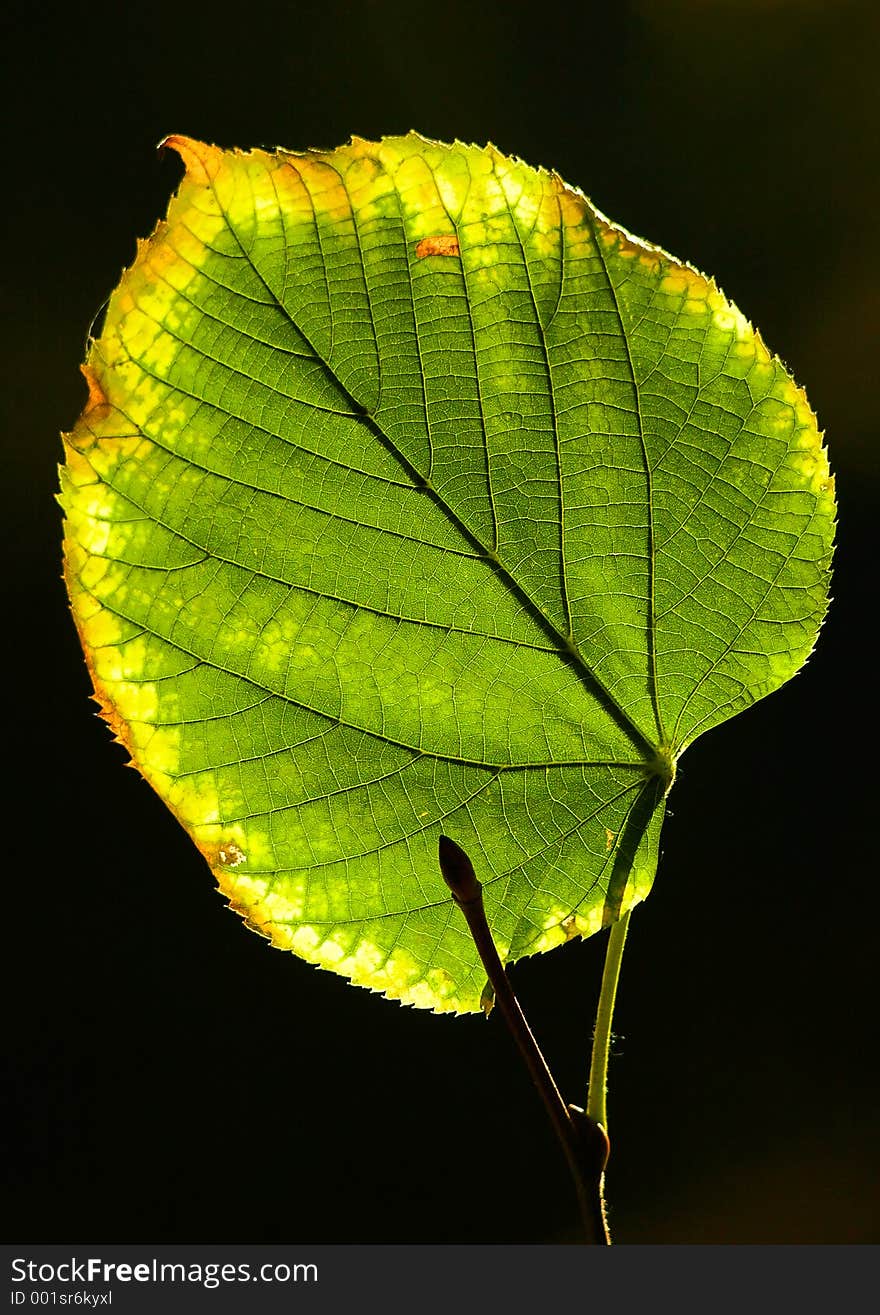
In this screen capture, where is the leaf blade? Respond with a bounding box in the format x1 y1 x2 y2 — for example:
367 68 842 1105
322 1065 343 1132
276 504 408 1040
61 134 833 1011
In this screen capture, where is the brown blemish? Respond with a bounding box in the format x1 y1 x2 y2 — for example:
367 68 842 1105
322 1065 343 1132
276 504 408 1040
79 364 107 414
218 842 246 868
159 135 223 185
605 828 615 853
415 234 461 259
560 913 579 942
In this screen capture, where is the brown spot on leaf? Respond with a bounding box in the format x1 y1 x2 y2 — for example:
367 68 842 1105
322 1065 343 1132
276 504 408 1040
416 234 461 259
79 364 107 414
605 828 615 853
218 842 246 867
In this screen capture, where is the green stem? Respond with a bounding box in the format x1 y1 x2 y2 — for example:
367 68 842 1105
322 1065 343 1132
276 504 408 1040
587 909 631 1132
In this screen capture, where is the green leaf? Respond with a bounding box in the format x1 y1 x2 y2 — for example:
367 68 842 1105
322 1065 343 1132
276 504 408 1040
60 133 835 1013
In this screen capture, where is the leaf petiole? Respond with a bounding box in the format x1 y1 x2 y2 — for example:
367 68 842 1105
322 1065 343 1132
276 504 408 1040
587 909 631 1134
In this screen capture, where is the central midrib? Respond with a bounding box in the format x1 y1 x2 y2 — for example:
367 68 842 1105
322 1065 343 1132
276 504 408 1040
197 179 660 762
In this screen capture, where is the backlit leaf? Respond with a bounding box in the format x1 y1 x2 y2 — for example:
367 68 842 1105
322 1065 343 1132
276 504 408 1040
60 134 835 1012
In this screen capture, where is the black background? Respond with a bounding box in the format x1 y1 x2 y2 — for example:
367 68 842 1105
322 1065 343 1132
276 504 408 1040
4 0 877 1244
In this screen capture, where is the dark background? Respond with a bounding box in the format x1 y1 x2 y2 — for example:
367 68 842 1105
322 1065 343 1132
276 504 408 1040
4 0 877 1244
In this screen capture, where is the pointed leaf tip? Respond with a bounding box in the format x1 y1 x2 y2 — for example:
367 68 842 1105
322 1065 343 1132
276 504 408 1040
159 135 222 184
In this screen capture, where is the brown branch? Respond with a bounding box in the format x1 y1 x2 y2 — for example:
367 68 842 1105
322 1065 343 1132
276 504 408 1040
438 835 610 1244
